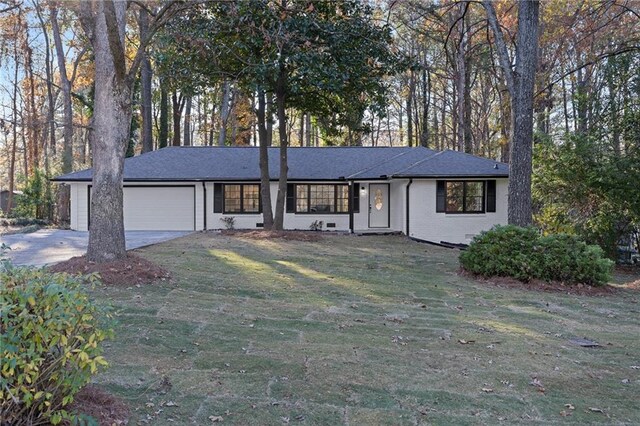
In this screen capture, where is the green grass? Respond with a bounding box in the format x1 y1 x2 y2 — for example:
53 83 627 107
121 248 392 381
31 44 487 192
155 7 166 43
89 233 640 425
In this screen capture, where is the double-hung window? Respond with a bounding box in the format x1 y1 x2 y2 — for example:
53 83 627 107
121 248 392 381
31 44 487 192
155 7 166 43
437 181 486 213
223 184 261 214
293 184 349 214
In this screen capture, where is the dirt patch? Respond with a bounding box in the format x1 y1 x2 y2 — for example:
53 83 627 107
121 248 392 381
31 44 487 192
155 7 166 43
68 385 129 425
459 269 624 297
220 229 324 242
49 253 170 286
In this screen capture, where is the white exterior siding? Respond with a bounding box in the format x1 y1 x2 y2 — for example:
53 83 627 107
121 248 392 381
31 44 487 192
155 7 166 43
67 177 508 240
408 178 508 244
207 182 349 231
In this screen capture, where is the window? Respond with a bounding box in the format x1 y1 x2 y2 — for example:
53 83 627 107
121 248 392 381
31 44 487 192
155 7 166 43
437 181 485 213
294 184 349 214
223 184 261 213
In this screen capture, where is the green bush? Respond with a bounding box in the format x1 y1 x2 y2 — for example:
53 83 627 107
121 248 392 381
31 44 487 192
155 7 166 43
0 265 113 425
0 218 49 227
459 225 614 286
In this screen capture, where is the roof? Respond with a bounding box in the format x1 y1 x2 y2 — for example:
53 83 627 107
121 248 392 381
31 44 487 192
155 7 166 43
53 146 509 182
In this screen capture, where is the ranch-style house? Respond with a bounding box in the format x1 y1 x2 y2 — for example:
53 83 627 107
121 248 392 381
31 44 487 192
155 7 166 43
53 146 509 245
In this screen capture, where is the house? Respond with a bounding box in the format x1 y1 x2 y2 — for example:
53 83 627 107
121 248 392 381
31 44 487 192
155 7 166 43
53 146 509 245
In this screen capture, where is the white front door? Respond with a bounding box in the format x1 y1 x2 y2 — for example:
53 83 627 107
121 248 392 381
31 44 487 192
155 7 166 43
369 183 389 228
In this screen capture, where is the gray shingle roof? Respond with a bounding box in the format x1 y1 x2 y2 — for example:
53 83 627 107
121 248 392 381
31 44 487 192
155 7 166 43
53 146 508 182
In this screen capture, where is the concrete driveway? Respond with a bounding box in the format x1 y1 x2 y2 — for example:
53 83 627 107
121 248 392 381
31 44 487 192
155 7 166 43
1 229 191 267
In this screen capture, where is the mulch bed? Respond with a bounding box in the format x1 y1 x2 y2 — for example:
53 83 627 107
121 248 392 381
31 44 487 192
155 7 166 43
67 385 129 425
49 253 170 286
459 269 624 297
220 229 324 242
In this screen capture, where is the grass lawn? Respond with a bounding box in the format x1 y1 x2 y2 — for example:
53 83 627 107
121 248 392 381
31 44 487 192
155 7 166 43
89 233 640 425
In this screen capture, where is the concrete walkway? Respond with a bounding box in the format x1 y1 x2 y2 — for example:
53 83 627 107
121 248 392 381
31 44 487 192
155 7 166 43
1 229 191 267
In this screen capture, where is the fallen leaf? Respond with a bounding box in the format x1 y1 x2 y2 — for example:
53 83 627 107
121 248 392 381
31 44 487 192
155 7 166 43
481 387 493 393
560 410 572 417
458 339 475 344
209 415 224 422
564 404 575 410
165 401 178 407
588 407 604 414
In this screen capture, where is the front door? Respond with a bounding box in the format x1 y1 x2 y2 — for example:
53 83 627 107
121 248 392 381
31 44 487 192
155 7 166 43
369 183 390 228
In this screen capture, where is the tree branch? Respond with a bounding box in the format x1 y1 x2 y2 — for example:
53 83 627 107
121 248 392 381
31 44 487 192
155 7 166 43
483 0 515 98
103 0 127 81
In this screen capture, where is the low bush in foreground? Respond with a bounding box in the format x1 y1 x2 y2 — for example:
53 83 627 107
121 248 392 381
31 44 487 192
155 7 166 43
460 225 614 286
0 265 113 425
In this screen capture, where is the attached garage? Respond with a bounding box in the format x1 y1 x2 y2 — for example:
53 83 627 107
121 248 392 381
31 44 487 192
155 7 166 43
88 185 196 231
123 186 195 231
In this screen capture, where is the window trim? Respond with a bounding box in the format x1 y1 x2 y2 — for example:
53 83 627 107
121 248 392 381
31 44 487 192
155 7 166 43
442 180 486 214
222 183 262 214
293 183 350 215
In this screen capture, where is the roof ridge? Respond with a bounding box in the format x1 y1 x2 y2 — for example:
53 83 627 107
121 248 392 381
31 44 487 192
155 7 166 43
391 150 446 176
346 149 417 179
442 149 507 165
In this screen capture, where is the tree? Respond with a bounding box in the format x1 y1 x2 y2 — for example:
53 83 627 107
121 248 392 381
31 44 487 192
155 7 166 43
75 1 181 261
484 0 540 226
161 0 405 229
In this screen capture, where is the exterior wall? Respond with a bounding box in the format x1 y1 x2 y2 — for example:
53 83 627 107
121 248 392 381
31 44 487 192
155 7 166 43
70 182 204 232
207 182 350 231
68 177 508 240
408 178 508 244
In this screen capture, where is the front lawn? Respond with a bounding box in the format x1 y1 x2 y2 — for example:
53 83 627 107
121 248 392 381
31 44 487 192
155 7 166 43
90 233 640 424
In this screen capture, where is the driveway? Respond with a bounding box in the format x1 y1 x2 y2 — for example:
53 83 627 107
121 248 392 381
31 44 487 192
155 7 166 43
1 229 192 267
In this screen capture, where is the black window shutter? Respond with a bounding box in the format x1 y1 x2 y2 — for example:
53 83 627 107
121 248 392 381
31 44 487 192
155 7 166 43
214 183 223 213
286 183 295 213
486 180 496 212
351 184 360 213
436 181 446 212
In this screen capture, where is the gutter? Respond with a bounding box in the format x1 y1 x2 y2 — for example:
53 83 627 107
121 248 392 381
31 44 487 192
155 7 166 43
405 179 413 236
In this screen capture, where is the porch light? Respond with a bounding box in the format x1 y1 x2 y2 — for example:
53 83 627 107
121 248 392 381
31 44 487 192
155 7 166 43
360 186 366 196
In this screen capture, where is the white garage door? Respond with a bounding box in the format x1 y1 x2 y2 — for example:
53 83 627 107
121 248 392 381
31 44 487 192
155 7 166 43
123 186 195 231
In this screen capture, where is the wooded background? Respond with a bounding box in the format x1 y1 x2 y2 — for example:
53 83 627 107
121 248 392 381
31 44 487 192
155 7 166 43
0 0 638 257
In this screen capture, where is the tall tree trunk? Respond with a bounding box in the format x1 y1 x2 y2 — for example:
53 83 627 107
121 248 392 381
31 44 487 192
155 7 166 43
257 89 274 229
421 67 430 148
51 5 74 222
266 93 274 146
305 113 311 147
183 96 192 146
273 68 289 230
139 8 153 153
172 91 183 146
81 0 132 261
485 0 539 225
159 84 169 148
8 42 19 213
298 113 304 147
218 80 231 145
406 72 414 147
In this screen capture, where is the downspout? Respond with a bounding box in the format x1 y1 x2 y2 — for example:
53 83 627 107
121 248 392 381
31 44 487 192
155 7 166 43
202 181 207 231
348 181 354 233
405 179 413 236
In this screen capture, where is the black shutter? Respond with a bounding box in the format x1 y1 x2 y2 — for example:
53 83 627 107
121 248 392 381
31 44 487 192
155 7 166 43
486 180 496 212
214 183 223 213
436 181 446 212
351 184 360 213
286 183 295 213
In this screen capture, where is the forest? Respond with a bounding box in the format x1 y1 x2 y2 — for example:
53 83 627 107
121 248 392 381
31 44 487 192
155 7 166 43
0 0 638 259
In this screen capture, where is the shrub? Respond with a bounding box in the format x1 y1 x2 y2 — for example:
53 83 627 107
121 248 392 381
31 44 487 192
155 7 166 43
0 265 113 425
220 216 235 230
459 225 613 286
